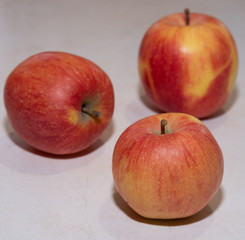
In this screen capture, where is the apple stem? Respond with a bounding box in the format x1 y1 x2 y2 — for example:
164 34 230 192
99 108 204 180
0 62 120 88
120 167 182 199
185 8 190 25
161 119 168 135
82 106 101 118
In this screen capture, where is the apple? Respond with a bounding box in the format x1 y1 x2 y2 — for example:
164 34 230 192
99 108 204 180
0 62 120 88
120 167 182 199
112 113 224 219
138 9 238 118
4 51 114 155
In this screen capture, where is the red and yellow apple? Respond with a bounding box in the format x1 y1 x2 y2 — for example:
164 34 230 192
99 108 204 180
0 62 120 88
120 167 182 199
138 10 238 118
4 51 114 155
112 113 224 219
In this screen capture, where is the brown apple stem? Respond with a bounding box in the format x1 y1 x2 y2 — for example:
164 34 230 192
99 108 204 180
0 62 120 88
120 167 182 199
82 107 101 118
161 119 168 135
185 8 190 25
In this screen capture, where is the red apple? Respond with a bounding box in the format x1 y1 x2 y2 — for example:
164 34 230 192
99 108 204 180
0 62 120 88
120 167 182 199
4 51 114 155
138 9 238 118
112 113 224 219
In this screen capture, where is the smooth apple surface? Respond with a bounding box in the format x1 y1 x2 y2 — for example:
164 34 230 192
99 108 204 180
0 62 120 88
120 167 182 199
4 51 114 155
139 11 238 118
112 113 224 219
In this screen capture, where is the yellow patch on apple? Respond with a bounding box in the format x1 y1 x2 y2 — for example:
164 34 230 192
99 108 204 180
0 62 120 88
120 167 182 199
180 24 238 99
67 109 80 124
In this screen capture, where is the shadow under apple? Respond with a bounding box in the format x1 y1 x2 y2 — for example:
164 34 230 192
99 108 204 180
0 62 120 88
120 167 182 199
138 83 239 120
203 86 239 120
1 117 115 175
4 116 115 160
112 185 224 226
138 83 163 114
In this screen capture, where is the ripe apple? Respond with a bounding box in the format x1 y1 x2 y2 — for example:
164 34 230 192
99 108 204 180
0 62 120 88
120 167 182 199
4 51 114 155
138 9 238 118
112 113 224 219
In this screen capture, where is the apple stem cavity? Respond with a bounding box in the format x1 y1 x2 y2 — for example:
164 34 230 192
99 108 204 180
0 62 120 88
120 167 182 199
185 8 190 25
82 105 101 119
161 119 168 135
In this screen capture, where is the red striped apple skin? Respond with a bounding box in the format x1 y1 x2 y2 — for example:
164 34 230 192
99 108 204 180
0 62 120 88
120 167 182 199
139 12 238 118
4 52 114 155
112 113 223 219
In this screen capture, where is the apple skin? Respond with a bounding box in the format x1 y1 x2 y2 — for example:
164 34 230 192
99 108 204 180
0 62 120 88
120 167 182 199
138 11 238 118
4 51 114 155
112 113 224 219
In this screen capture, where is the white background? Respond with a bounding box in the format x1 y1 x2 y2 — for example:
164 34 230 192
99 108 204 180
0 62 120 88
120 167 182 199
0 0 245 239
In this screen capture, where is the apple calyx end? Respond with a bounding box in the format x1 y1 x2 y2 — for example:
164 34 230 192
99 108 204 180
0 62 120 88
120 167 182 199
161 119 168 135
184 8 190 25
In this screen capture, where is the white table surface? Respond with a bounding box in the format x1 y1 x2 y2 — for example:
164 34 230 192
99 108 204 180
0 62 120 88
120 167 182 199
1 0 245 239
